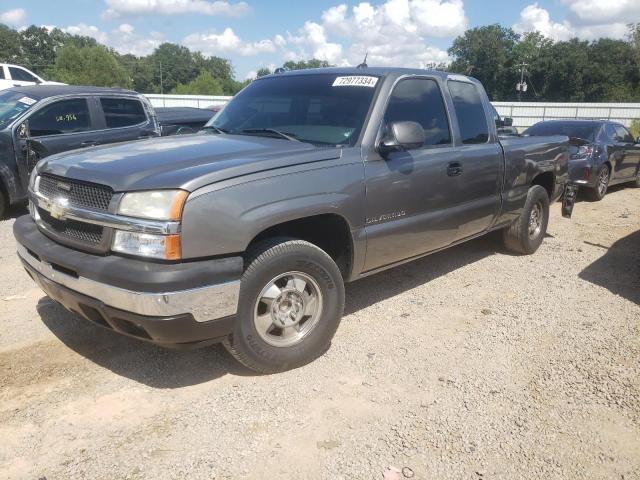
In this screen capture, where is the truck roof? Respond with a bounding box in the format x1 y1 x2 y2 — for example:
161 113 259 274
261 66 460 81
5 85 139 100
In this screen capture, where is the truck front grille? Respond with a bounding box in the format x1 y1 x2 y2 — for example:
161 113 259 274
37 207 104 245
38 174 114 212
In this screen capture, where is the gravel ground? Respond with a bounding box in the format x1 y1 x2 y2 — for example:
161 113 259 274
1 186 639 480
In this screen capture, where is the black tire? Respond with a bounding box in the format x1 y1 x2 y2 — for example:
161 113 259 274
0 190 6 220
586 164 610 201
224 238 345 373
502 185 550 255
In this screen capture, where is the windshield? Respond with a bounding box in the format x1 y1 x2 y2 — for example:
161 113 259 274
0 91 37 129
207 73 380 146
524 122 599 141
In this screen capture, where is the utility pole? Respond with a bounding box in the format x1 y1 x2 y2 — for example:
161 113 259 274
516 62 528 101
159 60 163 94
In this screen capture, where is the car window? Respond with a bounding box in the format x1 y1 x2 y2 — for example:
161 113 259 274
384 78 451 147
0 68 5 80
526 122 599 141
448 81 489 144
604 124 618 142
100 97 146 128
29 98 91 137
9 67 37 83
614 125 634 143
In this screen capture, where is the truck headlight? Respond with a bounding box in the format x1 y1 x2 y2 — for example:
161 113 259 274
117 190 187 221
112 231 181 260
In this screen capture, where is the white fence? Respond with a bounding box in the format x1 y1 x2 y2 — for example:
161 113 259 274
493 102 640 130
144 94 640 131
144 94 232 109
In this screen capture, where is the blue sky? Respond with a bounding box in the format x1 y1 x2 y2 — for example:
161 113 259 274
1 0 638 80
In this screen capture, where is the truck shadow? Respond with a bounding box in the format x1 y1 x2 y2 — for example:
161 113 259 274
36 232 502 388
578 229 640 305
36 298 253 389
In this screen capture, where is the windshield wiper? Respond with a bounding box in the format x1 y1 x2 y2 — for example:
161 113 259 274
240 128 300 142
200 125 228 134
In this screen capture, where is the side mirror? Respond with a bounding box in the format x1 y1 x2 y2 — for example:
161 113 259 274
503 117 513 127
378 121 425 156
17 121 29 139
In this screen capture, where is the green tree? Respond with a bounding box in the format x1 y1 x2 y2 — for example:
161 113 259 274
282 59 332 71
53 44 132 88
448 25 520 100
172 71 223 95
0 24 21 64
148 43 197 93
256 67 272 78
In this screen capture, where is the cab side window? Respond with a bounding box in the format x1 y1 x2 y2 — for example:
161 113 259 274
9 67 37 82
100 97 146 128
384 78 451 147
29 98 91 136
448 81 489 144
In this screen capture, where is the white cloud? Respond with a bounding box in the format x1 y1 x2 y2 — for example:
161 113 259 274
183 28 281 56
102 0 249 19
513 4 575 41
62 23 110 44
0 8 26 25
560 0 640 25
514 2 633 41
111 26 164 56
285 0 459 68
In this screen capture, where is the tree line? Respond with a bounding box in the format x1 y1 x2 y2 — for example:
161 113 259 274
1 22 640 101
446 24 640 102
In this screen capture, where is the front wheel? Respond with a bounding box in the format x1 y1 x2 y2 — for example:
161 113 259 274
224 238 345 373
502 185 550 255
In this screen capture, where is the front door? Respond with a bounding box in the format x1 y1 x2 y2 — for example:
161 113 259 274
613 124 640 179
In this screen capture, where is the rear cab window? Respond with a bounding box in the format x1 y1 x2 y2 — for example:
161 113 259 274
100 97 147 128
448 80 489 144
29 98 91 136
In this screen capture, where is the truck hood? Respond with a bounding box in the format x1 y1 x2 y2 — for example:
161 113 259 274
38 134 342 192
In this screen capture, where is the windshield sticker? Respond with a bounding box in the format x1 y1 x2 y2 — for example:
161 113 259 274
332 76 378 88
18 96 37 106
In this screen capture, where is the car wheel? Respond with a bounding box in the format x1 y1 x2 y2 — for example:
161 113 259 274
224 238 345 373
586 164 610 201
502 184 550 255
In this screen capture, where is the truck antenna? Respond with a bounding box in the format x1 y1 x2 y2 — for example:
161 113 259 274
357 52 368 69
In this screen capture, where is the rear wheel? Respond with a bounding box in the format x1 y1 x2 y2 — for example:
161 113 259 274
224 238 345 373
586 164 610 201
502 185 550 255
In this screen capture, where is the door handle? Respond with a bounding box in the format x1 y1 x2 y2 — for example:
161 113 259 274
447 162 463 176
80 141 97 147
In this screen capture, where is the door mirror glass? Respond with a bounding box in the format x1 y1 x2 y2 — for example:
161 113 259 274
378 121 425 156
503 116 513 127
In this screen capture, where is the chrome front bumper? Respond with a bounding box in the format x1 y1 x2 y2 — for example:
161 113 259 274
17 243 240 322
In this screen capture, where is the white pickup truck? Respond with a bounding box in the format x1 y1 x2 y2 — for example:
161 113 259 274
0 63 65 91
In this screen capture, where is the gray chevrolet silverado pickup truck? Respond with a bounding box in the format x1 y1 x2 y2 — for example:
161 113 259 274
13 68 574 373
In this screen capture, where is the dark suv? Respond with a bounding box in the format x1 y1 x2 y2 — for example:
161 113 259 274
524 120 640 200
0 85 160 217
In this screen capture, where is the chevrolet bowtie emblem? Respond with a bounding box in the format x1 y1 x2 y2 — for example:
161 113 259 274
49 197 69 220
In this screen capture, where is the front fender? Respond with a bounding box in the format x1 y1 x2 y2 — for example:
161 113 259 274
180 160 366 259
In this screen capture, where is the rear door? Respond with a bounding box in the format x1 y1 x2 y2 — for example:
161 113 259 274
93 96 154 144
446 80 502 241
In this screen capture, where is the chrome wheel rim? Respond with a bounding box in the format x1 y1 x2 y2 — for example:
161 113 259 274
528 201 543 237
253 271 323 347
597 168 609 196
